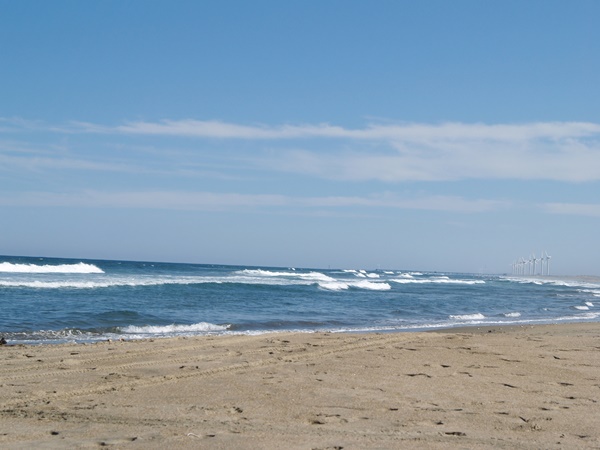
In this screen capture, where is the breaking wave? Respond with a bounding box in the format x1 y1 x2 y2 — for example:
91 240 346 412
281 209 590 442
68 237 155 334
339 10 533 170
319 280 391 291
121 322 230 335
392 276 485 285
0 261 104 274
449 313 486 321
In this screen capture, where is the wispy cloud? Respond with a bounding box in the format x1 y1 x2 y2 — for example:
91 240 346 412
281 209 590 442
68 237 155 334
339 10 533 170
91 119 600 182
295 193 509 212
100 119 600 142
114 120 351 139
541 202 600 217
0 153 129 173
0 190 508 213
261 140 600 182
4 117 600 182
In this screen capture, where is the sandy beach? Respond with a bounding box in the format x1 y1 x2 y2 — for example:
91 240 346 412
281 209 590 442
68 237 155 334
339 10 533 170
1 323 599 449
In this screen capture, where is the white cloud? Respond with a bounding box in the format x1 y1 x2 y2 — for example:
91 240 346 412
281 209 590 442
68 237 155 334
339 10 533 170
0 191 287 210
103 119 600 182
103 119 600 142
0 153 128 173
259 137 600 182
5 118 600 182
113 120 350 139
297 193 509 212
0 190 507 213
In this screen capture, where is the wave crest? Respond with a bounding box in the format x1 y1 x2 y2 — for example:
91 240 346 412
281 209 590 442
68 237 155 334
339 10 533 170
121 322 230 335
0 261 104 274
236 269 334 282
319 280 391 291
393 277 484 285
449 313 485 320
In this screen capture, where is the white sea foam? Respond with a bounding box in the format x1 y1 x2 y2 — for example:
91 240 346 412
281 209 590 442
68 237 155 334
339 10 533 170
0 269 482 290
236 269 334 282
585 302 594 307
319 282 349 291
579 289 600 297
0 270 342 289
392 277 484 285
397 273 414 279
505 277 600 289
319 280 391 291
352 280 391 290
0 280 109 289
449 313 486 320
122 322 230 334
33 269 335 290
573 305 589 310
577 312 600 319
0 276 224 289
0 262 104 274
503 312 521 318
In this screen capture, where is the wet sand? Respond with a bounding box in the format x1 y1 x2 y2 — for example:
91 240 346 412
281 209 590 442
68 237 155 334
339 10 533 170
1 322 599 449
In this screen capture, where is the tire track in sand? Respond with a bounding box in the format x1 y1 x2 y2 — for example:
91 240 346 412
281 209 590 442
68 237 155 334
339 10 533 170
0 332 429 410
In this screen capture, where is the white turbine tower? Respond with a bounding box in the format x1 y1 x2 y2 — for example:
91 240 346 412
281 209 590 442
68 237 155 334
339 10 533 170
518 257 523 275
545 251 552 275
532 253 537 275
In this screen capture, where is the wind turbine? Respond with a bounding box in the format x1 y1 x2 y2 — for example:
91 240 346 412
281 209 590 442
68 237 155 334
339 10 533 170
518 257 523 275
544 251 551 275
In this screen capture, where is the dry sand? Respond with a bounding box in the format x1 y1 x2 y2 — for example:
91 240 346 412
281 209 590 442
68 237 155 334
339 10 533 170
1 323 599 449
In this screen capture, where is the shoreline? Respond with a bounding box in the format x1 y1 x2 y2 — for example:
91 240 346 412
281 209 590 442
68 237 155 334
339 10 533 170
1 322 599 449
5 318 600 348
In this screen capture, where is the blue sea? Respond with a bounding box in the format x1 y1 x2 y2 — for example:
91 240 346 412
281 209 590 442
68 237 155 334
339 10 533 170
1 255 599 345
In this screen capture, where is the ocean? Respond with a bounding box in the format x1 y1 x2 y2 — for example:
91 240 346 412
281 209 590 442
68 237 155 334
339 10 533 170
1 255 599 345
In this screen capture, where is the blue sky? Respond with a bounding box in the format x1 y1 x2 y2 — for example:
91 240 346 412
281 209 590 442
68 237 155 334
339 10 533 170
1 1 599 274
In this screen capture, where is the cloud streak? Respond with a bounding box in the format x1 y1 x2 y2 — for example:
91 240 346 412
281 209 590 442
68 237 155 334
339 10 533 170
102 119 600 142
541 202 600 217
4 117 600 182
92 119 600 183
0 190 508 213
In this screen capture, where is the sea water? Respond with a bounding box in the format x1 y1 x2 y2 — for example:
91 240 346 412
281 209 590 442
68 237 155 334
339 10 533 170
1 255 599 344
